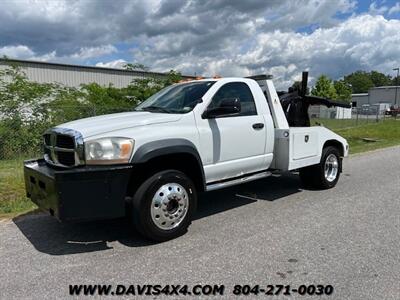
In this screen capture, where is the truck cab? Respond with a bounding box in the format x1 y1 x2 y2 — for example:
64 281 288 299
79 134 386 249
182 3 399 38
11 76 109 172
24 75 349 241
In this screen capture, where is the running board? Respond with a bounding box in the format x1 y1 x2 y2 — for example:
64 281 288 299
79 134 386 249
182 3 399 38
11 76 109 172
206 171 271 192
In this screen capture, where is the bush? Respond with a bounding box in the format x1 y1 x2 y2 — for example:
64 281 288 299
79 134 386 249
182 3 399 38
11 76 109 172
0 63 182 159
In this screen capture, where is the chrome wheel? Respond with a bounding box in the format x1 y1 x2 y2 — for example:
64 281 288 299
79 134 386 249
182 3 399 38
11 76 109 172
150 183 189 230
324 154 339 182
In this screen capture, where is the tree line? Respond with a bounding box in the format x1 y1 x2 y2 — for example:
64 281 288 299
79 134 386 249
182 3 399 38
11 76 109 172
1 58 398 158
301 70 400 103
0 63 182 159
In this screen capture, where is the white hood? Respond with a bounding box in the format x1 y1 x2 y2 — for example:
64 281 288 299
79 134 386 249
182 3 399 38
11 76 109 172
57 111 182 138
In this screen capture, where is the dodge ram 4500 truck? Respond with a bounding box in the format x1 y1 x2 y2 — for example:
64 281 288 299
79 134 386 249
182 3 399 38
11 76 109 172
24 72 349 241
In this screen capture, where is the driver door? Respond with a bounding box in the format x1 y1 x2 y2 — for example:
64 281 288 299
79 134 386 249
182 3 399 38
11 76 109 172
195 81 266 183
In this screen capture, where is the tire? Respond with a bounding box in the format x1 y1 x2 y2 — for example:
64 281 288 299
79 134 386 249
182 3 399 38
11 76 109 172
131 170 197 242
299 146 341 190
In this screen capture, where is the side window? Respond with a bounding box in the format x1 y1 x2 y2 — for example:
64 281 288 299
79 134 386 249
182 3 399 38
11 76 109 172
208 82 257 116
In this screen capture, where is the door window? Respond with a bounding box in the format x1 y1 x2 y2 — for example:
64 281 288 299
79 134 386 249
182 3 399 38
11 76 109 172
208 82 257 116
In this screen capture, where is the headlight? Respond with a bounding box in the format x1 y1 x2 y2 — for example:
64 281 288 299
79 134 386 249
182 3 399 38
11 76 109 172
85 137 134 165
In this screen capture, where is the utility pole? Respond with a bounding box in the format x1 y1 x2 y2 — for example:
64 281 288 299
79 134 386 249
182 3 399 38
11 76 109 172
394 68 399 106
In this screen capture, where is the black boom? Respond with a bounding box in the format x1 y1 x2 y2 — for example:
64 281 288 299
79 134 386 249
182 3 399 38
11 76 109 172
278 72 351 127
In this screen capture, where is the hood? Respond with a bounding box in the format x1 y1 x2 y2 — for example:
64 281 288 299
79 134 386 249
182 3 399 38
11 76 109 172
57 111 182 138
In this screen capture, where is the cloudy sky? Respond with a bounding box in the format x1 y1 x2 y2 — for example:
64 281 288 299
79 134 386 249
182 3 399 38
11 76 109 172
1 0 400 88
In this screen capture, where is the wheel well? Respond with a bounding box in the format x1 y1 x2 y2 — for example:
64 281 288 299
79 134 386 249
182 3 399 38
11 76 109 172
127 153 205 196
323 140 344 157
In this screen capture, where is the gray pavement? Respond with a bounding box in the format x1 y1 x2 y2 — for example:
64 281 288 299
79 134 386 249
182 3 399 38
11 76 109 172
1 147 399 299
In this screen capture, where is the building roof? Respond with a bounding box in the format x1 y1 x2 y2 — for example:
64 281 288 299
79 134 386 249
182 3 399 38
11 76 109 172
370 86 400 90
0 58 195 79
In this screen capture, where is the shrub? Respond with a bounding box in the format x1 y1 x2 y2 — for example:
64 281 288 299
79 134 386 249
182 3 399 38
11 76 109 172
0 63 182 159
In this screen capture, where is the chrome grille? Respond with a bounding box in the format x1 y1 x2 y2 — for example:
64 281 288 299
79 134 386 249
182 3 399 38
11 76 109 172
56 151 75 166
43 128 84 168
56 135 75 149
44 133 51 146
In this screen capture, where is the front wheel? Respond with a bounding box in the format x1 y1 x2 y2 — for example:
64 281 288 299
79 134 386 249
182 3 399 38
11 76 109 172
299 146 341 189
131 170 197 242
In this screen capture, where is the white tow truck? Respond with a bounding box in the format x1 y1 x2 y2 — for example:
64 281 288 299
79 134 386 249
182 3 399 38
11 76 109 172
24 72 349 241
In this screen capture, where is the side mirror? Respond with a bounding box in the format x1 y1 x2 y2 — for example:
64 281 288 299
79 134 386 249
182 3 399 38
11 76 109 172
202 98 241 118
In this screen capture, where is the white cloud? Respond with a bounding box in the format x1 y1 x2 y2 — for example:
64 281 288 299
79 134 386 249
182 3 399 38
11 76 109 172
70 45 117 60
388 3 400 15
134 14 400 89
248 15 400 87
369 1 389 15
0 0 358 57
1 1 399 89
0 44 118 65
0 45 57 62
32 51 57 62
13 0 76 21
95 59 127 69
0 45 35 59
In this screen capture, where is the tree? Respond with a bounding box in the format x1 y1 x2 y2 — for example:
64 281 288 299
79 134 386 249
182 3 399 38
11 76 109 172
290 81 301 92
370 71 392 87
126 78 164 104
0 65 51 119
343 71 374 93
290 81 310 94
392 75 400 86
0 61 185 158
311 75 337 99
79 83 133 115
333 80 352 103
124 63 149 71
0 64 61 158
163 70 182 87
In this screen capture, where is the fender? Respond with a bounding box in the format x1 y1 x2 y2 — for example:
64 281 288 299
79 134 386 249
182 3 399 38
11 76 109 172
131 139 206 190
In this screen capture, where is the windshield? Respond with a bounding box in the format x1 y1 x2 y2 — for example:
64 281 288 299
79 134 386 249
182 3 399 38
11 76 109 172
135 81 215 114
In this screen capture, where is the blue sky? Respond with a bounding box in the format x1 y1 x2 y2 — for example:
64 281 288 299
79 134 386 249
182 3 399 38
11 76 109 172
357 0 399 13
1 0 399 88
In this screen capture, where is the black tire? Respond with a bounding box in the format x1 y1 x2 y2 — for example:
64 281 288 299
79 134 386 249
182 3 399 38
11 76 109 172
131 170 197 242
299 146 341 190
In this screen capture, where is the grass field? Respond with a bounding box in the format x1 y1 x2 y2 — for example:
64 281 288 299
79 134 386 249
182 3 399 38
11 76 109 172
311 117 383 130
0 159 37 218
334 120 400 153
1 118 399 217
312 118 400 153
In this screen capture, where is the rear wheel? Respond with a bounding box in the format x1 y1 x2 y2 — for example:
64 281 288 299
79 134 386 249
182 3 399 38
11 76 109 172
131 170 197 242
299 146 341 189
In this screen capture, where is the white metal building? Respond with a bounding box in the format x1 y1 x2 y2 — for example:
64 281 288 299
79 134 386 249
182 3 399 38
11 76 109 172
351 93 369 107
0 58 194 88
352 86 400 108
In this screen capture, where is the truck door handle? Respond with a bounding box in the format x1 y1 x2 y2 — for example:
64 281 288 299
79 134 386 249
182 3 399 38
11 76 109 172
252 123 264 129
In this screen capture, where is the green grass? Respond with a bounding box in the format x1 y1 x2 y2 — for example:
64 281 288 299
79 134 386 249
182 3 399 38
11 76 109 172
0 119 399 218
0 159 37 218
311 117 387 130
334 119 400 153
311 118 400 153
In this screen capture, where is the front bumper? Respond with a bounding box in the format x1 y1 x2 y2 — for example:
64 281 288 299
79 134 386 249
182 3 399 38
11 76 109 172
24 159 132 222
